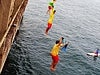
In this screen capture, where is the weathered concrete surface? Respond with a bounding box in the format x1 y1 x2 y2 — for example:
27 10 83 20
0 0 28 73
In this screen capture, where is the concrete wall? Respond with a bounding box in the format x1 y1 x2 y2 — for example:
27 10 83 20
0 0 15 35
0 0 28 73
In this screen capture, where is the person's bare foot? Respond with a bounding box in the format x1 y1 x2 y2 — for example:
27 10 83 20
45 31 48 35
50 67 56 71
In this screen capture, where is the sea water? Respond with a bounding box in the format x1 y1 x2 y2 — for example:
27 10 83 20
1 0 100 75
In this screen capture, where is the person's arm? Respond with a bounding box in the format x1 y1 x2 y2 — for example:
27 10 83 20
66 42 70 45
64 42 70 47
57 37 63 46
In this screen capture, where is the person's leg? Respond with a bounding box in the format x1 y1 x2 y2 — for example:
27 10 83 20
45 23 52 35
52 55 59 69
50 55 59 71
50 56 55 71
45 27 49 35
50 62 56 71
50 62 54 70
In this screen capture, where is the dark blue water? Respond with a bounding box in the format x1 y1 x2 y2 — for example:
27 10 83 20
1 0 100 75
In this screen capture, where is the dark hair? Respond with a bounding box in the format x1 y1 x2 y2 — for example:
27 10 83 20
56 40 60 44
62 37 64 40
53 10 56 14
52 5 54 8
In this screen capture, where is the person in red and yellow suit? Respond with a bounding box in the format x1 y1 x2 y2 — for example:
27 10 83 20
45 8 56 35
50 37 64 71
